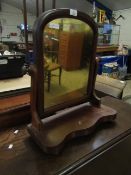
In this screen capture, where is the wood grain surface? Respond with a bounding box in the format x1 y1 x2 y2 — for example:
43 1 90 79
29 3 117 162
0 96 131 175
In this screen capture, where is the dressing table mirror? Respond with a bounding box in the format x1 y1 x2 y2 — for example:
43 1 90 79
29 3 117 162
28 8 117 154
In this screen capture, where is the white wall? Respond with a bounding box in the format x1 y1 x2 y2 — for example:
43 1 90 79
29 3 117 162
0 3 36 42
114 8 131 48
0 1 97 43
43 0 93 13
55 0 93 15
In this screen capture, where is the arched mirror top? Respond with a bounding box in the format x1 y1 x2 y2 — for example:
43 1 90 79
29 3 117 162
33 8 98 63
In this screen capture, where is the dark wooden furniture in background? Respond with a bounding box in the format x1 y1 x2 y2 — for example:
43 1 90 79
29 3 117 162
0 96 131 175
45 62 62 91
58 31 84 70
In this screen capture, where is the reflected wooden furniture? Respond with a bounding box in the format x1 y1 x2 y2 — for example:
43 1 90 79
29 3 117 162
45 62 62 92
44 25 59 62
0 93 30 129
0 97 131 175
58 31 84 70
44 39 59 62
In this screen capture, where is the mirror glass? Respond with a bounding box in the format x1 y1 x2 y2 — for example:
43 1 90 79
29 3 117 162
43 18 93 109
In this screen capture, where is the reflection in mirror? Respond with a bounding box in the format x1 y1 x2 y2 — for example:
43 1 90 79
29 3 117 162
43 18 93 109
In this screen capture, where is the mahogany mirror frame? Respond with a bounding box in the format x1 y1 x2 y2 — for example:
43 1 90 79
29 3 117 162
28 8 117 154
30 8 100 117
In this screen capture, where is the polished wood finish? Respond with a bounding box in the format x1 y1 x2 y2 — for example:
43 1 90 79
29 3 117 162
31 8 100 118
0 96 131 175
0 93 30 129
28 104 116 154
28 9 117 154
0 94 30 110
0 87 102 130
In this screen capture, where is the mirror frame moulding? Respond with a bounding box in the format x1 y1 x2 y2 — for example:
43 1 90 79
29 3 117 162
30 8 100 118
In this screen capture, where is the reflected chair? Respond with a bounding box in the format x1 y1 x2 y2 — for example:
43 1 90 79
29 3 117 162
44 62 62 92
